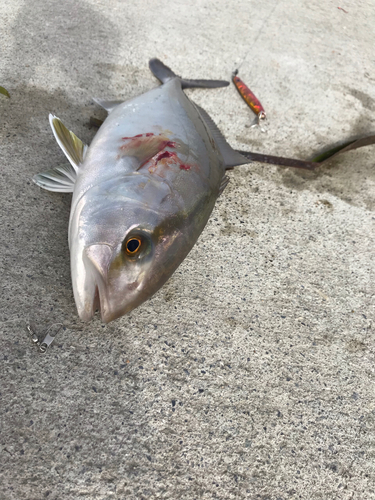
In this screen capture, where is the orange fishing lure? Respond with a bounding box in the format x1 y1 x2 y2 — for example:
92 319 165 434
232 70 266 122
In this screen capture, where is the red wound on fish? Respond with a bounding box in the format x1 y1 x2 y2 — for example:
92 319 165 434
154 151 191 171
145 148 194 176
156 151 175 162
117 132 188 174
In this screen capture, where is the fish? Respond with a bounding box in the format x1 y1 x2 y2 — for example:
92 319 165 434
33 59 251 323
33 59 375 323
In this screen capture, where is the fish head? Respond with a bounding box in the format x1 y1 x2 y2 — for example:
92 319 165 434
71 180 189 323
83 222 156 323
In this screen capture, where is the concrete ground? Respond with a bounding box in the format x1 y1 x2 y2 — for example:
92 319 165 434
1 0 374 498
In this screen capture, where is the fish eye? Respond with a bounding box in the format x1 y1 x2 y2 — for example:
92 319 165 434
125 237 141 255
122 229 153 260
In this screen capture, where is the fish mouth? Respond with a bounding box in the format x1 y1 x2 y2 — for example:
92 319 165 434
76 284 102 323
92 283 113 323
76 243 145 323
78 283 109 323
78 243 113 322
93 284 111 323
92 282 143 324
93 285 101 317
87 283 128 324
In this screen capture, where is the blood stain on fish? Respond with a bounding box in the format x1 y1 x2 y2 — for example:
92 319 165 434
147 150 193 175
156 151 174 161
117 133 190 175
118 133 178 166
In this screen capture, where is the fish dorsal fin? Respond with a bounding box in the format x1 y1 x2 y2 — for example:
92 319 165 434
49 114 88 169
149 58 176 83
149 58 229 89
93 98 123 113
194 104 249 168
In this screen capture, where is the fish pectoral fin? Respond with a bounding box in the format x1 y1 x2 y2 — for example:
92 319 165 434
49 114 88 169
92 98 123 114
149 58 229 89
34 115 86 192
194 104 249 168
33 163 77 192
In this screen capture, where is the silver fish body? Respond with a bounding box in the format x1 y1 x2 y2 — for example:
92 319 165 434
34 60 248 322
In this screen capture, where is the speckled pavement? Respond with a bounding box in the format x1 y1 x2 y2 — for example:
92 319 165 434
1 1 375 499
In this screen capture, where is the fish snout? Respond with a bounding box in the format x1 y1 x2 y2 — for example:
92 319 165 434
77 243 114 321
80 242 143 323
84 244 113 282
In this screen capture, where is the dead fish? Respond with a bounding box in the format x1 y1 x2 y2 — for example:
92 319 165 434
33 59 375 323
33 59 250 323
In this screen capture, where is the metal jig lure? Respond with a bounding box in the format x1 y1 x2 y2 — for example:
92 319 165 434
232 70 266 128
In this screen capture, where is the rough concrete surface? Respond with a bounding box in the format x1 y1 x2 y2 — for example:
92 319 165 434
1 0 375 499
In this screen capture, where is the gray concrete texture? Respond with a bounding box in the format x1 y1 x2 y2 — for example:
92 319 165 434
1 0 374 498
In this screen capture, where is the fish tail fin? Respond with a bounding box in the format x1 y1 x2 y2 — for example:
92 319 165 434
235 133 375 170
149 58 229 89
